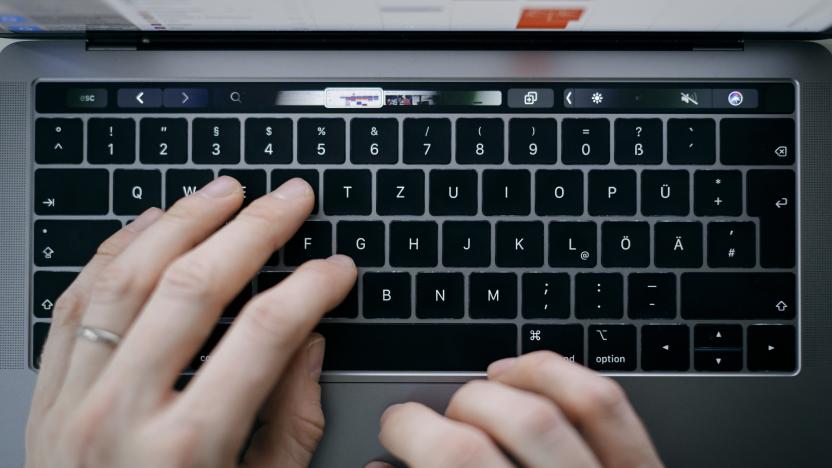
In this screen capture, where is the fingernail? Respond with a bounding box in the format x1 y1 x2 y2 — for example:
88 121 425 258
326 254 355 268
487 357 517 377
200 176 239 198
126 208 162 232
380 403 403 426
306 334 326 380
365 462 395 468
273 177 311 200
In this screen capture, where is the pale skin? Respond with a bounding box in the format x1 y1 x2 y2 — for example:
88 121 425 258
26 176 664 468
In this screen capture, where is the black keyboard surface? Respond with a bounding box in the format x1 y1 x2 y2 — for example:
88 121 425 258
31 82 798 375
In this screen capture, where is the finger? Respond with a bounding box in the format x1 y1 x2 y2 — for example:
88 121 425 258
56 176 244 407
445 380 601 468
379 402 513 468
488 352 664 468
243 334 326 468
98 178 315 407
29 208 162 421
174 256 355 444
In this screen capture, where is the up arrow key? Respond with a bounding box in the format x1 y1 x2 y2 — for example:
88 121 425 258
53 142 63 151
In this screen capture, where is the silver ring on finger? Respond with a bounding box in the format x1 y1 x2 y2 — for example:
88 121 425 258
76 325 122 348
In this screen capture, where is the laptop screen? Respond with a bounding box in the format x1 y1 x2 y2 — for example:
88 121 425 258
1 0 831 35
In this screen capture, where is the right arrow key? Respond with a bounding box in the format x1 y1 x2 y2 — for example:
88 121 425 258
748 325 796 372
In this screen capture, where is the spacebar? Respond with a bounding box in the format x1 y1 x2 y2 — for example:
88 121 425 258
317 323 518 372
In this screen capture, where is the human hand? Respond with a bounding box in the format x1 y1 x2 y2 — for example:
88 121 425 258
375 352 663 468
26 177 357 467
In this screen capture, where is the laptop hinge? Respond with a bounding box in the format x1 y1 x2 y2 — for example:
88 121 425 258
85 31 748 52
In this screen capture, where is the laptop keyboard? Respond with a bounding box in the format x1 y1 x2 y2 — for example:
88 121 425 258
31 82 798 375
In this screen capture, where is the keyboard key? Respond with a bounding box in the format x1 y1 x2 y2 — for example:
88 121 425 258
575 273 623 319
681 272 795 319
113 169 162 215
188 324 229 371
601 221 650 267
257 271 290 292
442 221 491 267
747 325 796 372
641 170 689 216
694 170 742 216
667 118 715 164
245 118 292 164
721 118 795 165
456 118 504 164
509 118 556 164
272 170 319 214
363 272 411 318
284 221 332 266
429 170 478 215
165 169 213 208
389 221 438 267
707 221 755 268
694 350 742 372
316 323 516 371
33 271 78 318
614 118 662 164
562 118 610 165
336 221 385 267
548 221 597 267
641 325 689 371
588 324 636 371
469 273 517 319
298 118 346 164
416 273 465 318
654 222 703 268
694 324 742 349
351 118 398 164
535 170 583 216
36 118 82 164
376 169 425 215
483 170 531 216
140 118 188 164
522 273 570 319
88 118 135 164
495 221 543 267
403 118 451 164
588 170 637 216
323 170 372 215
222 282 253 317
193 118 241 164
217 169 267 208
32 323 49 369
329 285 358 318
522 324 583 364
35 169 109 215
747 170 796 268
628 273 676 319
34 220 121 267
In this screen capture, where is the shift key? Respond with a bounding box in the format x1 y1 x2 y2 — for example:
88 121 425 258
681 273 795 319
34 220 121 267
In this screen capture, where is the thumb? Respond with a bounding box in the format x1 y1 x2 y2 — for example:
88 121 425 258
243 333 326 468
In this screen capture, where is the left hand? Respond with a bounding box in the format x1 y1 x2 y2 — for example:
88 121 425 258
375 351 664 468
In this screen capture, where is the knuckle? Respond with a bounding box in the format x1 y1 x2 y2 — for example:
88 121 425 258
159 259 216 304
576 376 628 419
239 199 285 226
513 396 564 437
51 289 85 326
164 195 205 224
434 428 493 468
90 263 141 304
286 407 326 455
242 299 293 343
94 232 127 260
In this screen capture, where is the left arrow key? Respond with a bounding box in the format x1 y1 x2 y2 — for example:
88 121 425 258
117 88 162 108
35 169 109 215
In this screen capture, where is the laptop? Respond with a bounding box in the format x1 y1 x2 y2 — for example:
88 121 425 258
1 1 831 466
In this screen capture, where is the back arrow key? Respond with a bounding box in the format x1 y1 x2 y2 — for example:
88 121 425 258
136 92 145 105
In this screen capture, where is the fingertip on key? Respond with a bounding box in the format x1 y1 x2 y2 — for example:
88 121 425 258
273 177 313 200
